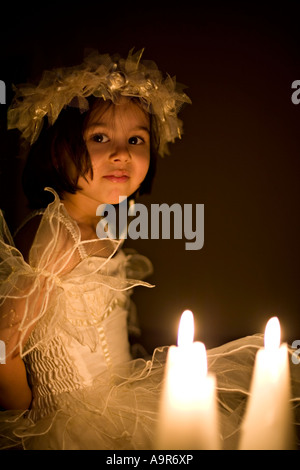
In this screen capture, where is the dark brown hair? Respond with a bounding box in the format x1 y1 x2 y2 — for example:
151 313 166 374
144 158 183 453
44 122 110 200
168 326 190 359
22 97 158 209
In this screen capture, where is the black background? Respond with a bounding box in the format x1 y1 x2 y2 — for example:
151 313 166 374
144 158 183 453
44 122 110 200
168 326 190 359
0 1 299 352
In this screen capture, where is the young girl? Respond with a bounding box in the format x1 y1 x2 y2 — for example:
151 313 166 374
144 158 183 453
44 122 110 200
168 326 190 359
0 49 192 450
0 50 299 450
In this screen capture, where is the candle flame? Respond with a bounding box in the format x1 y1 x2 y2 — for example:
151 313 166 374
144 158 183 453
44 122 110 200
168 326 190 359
177 310 194 347
264 316 281 351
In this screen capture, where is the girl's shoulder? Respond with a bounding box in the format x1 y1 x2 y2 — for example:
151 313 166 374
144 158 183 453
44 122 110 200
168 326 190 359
12 188 122 272
14 212 44 263
13 189 83 270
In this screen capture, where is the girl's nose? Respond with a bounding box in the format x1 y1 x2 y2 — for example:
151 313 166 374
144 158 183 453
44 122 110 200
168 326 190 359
109 145 131 163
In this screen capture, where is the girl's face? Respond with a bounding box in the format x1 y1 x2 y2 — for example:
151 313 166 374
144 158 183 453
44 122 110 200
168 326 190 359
79 97 151 206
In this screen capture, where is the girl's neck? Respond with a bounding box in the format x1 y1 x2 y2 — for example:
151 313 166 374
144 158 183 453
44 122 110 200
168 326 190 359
61 191 124 259
62 192 99 240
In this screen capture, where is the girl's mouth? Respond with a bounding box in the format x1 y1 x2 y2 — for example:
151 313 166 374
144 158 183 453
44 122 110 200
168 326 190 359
103 175 130 183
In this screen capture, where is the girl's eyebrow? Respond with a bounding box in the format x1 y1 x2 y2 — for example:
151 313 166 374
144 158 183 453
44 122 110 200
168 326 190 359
131 125 150 134
86 123 150 134
86 122 109 131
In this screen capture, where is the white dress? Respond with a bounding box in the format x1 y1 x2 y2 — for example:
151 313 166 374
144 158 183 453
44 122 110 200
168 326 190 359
0 189 299 450
0 188 163 450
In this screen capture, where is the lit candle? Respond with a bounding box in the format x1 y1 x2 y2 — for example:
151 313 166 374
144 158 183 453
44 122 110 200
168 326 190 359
156 310 220 450
239 316 294 449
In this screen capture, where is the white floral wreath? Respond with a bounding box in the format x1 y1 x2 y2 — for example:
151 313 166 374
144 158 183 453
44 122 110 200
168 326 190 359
7 49 191 157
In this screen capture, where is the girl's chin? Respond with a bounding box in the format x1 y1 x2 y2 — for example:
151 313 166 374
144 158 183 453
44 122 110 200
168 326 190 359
106 189 138 206
103 195 130 206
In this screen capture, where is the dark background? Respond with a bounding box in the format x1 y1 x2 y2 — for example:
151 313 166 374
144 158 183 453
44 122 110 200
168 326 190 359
0 2 299 352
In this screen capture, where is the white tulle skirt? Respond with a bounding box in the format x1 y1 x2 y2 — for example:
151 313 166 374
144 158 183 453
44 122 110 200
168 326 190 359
1 335 299 450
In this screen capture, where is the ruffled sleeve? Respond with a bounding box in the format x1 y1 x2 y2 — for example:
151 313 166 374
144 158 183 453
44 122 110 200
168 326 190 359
0 210 48 359
0 188 154 360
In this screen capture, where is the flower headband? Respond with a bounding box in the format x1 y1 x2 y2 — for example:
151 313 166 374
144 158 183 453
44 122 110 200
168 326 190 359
7 49 191 157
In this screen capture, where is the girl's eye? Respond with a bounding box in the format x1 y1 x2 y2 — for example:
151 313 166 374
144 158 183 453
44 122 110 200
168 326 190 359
128 136 144 145
91 133 109 143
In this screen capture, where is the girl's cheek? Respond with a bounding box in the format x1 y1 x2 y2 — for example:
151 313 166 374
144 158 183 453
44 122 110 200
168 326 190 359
89 149 106 167
136 146 150 162
140 159 151 180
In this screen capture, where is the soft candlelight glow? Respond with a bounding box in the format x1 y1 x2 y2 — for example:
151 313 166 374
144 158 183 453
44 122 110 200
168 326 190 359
156 310 220 450
239 316 294 450
177 310 194 347
264 316 280 351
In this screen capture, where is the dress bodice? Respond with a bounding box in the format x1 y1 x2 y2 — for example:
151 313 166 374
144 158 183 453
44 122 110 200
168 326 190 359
0 188 153 419
23 250 136 418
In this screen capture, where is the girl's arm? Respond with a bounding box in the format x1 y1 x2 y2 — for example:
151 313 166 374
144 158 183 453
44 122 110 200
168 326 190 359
0 218 39 410
0 354 32 410
0 214 74 411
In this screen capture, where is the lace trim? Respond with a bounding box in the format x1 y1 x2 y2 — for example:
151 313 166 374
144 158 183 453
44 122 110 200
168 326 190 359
97 325 112 369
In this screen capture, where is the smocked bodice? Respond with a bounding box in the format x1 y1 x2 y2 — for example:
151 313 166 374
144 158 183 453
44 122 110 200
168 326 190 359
23 251 135 418
0 188 153 420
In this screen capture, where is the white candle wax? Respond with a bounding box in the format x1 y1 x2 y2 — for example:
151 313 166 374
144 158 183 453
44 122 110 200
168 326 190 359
156 310 220 450
239 316 294 450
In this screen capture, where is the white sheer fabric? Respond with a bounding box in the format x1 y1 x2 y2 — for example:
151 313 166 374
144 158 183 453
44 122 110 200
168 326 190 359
0 189 299 450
